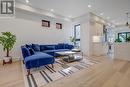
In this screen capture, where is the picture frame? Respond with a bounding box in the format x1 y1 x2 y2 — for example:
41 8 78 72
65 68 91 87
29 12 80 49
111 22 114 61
42 20 50 27
56 23 62 29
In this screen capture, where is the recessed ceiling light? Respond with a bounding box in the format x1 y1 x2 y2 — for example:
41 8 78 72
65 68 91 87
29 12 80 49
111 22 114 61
50 9 54 12
107 17 110 19
100 13 104 16
26 0 29 3
64 18 71 21
88 4 92 8
68 15 72 18
116 23 119 25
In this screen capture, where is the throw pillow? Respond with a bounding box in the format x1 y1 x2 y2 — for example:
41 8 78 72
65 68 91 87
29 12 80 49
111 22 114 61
22 47 31 58
32 44 40 52
29 48 35 55
25 44 32 48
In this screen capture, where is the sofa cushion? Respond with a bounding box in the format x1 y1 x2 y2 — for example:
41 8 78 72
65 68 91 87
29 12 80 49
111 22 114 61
21 46 31 58
42 50 58 56
32 44 40 52
64 44 69 49
29 48 35 55
25 52 53 61
42 50 58 53
40 45 45 51
68 45 74 49
45 46 55 50
56 49 70 51
24 52 54 69
55 43 65 49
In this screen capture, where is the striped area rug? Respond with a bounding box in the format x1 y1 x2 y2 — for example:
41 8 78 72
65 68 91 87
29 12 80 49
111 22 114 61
22 58 99 87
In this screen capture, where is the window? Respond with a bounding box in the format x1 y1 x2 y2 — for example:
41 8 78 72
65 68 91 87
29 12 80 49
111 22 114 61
42 20 50 27
56 23 62 29
74 24 80 47
103 25 107 42
118 32 130 42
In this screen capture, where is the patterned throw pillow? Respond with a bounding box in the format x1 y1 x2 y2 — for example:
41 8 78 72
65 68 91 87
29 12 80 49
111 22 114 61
25 44 32 48
29 48 35 55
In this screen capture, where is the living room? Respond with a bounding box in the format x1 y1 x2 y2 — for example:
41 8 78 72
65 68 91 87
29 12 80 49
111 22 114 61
0 0 130 87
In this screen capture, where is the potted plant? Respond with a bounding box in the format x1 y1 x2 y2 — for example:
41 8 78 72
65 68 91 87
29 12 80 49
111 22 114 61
0 32 16 64
69 36 76 45
126 36 130 42
115 38 122 43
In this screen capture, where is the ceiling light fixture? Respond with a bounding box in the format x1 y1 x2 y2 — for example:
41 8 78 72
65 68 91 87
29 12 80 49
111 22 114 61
26 0 29 3
68 15 72 18
88 0 92 8
88 4 92 8
126 12 130 28
50 9 54 12
100 13 104 16
107 17 110 19
116 23 119 25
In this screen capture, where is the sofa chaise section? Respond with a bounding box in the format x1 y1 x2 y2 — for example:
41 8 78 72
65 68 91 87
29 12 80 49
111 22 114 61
21 46 55 75
21 43 74 75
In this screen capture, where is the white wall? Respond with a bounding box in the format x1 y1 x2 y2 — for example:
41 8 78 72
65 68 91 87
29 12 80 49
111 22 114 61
80 21 90 56
114 43 130 61
0 10 72 59
72 13 108 56
113 26 130 60
72 13 90 56
89 21 107 56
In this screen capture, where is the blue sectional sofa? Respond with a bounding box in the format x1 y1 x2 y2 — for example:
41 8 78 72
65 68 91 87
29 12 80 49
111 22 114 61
21 43 74 75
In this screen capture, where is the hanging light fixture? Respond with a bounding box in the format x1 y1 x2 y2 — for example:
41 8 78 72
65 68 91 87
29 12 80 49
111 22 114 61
88 0 92 8
126 12 130 28
26 0 29 3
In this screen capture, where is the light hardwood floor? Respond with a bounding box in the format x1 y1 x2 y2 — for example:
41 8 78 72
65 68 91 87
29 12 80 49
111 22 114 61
0 56 130 87
0 61 24 87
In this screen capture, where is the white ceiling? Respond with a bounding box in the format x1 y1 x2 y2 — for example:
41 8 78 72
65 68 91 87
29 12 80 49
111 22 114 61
16 0 130 24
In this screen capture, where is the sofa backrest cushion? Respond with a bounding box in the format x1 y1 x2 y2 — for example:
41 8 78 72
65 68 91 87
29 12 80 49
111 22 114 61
45 46 55 50
21 46 31 58
40 45 45 51
64 44 69 49
56 43 65 49
68 45 74 49
29 48 35 55
62 43 74 49
32 44 40 52
40 45 55 51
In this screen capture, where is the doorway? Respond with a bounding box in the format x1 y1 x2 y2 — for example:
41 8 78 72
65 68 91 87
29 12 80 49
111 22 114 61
74 24 80 48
